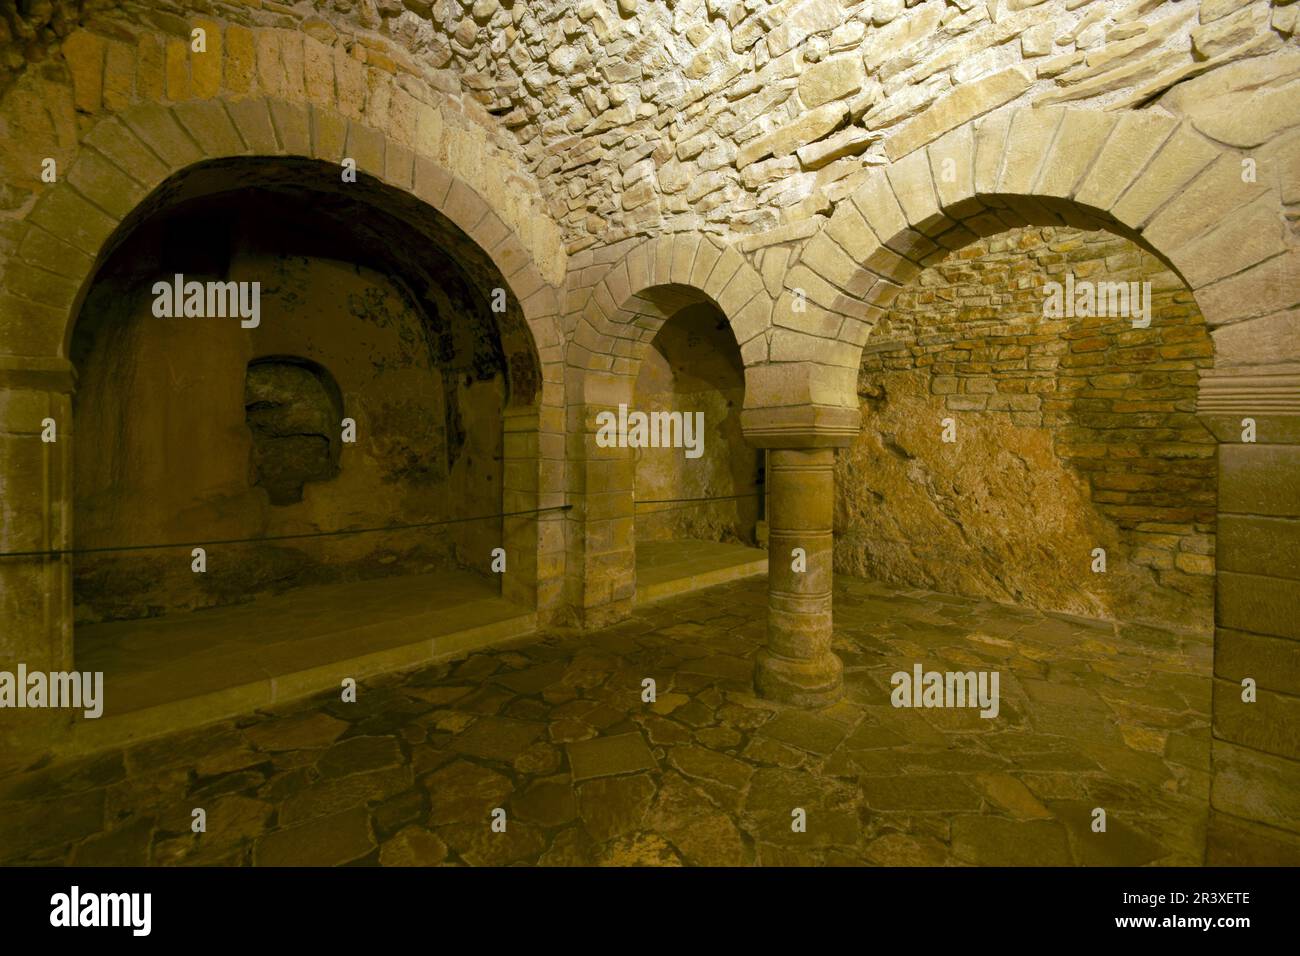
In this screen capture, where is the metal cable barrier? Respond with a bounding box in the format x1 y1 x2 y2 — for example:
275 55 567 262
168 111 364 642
0 487 766 558
0 505 573 560
631 487 764 516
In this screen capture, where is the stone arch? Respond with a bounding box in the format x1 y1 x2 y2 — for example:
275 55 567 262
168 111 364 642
787 104 1300 859
787 106 1297 396
0 15 570 382
66 151 546 410
0 94 573 692
568 233 773 392
4 95 564 400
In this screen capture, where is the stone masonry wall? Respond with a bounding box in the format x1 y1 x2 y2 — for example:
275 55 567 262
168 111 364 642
836 225 1217 630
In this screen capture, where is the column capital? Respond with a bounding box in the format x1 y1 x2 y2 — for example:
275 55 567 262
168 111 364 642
1197 363 1300 444
741 404 860 448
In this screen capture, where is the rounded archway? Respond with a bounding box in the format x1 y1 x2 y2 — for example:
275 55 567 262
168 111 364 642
563 237 775 625
774 104 1299 863
631 299 765 603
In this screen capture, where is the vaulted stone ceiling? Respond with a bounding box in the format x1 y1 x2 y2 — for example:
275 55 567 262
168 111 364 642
318 0 1299 251
4 0 1297 253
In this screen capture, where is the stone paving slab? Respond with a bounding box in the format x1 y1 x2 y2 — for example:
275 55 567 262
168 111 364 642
567 732 659 781
0 575 1213 866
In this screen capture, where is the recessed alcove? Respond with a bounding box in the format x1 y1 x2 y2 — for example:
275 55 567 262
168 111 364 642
64 157 542 731
244 357 344 506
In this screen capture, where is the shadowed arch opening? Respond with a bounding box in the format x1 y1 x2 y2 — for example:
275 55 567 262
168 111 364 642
69 156 542 408
578 275 767 606
594 282 725 382
781 105 1300 861
802 129 1229 633
798 139 1226 637
840 221 1217 630
65 155 545 708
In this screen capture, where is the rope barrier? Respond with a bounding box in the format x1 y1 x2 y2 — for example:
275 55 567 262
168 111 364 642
0 504 573 560
0 488 769 559
634 488 763 505
633 489 765 516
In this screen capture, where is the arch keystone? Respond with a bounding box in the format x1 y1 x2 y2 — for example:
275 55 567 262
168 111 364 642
225 97 279 155
689 237 725 289
704 245 747 300
172 99 244 157
668 233 699 284
972 109 1014 196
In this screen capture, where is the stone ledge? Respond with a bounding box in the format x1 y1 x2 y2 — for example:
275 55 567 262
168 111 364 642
1198 413 1300 445
0 356 78 393
64 603 538 761
1198 365 1300 441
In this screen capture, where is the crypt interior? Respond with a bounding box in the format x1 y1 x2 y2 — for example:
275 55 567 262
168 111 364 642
0 0 1297 867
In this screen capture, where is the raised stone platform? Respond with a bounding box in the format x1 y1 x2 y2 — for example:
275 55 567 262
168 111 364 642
634 539 768 605
66 570 535 755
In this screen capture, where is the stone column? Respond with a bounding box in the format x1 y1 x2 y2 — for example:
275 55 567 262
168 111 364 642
759 447 842 706
500 405 541 612
563 369 637 627
742 374 859 708
1198 363 1300 864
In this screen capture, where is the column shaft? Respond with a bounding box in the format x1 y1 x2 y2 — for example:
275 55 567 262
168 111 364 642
756 447 843 706
0 384 74 770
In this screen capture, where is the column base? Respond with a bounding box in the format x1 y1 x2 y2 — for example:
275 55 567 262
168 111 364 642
756 648 843 708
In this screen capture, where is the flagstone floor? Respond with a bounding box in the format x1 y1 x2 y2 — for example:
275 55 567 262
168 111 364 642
0 575 1213 866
